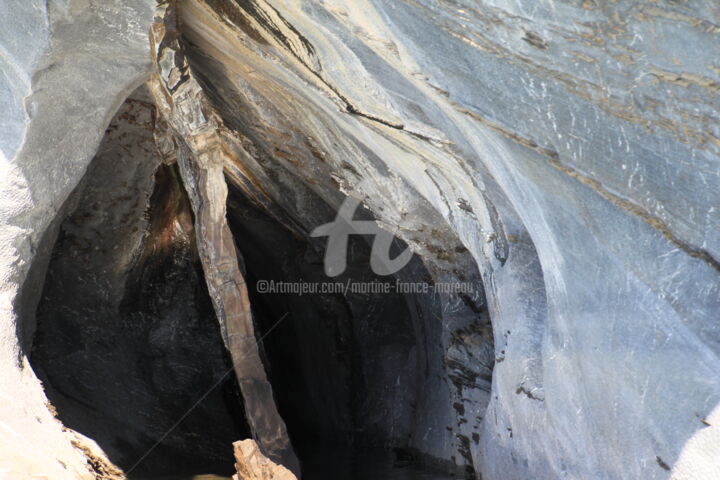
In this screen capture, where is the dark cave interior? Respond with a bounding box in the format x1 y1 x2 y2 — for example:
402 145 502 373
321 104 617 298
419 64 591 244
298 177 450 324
28 163 441 478
25 86 490 480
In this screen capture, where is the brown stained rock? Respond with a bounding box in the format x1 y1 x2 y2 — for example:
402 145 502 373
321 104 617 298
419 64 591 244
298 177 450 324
70 439 125 480
148 2 300 476
232 440 298 480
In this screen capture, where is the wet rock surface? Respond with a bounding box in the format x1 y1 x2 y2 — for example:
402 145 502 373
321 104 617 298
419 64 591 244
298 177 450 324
169 1 720 478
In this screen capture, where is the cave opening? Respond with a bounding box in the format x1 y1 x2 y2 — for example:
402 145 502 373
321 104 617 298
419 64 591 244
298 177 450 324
28 88 252 478
30 97 248 478
225 184 430 465
27 85 492 480
31 165 251 478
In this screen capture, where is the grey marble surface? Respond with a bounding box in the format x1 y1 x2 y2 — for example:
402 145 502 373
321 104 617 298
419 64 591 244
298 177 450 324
0 1 718 479
170 1 720 478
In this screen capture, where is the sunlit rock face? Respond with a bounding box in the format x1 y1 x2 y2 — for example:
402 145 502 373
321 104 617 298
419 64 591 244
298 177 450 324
0 1 156 478
0 0 718 479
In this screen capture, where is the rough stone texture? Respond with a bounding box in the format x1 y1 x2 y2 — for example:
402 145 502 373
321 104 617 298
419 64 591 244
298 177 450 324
0 1 156 478
0 1 718 479
171 0 720 478
30 89 249 476
178 2 493 473
148 4 301 474
232 439 297 480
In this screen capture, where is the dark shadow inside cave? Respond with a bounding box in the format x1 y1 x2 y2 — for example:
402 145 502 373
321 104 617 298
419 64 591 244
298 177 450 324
29 161 446 478
30 162 250 476
226 185 426 450
27 87 490 480
28 92 249 478
224 184 461 478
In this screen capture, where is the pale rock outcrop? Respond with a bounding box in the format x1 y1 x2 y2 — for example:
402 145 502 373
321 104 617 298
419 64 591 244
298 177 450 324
232 440 297 480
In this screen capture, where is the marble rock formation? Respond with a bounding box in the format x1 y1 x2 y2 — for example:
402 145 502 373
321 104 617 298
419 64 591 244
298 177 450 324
0 1 718 480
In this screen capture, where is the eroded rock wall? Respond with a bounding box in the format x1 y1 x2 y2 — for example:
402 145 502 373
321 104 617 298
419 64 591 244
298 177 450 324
0 1 156 477
30 89 249 476
167 0 720 478
0 1 718 479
